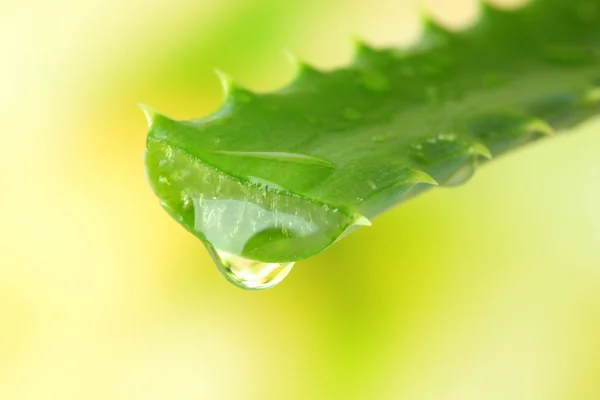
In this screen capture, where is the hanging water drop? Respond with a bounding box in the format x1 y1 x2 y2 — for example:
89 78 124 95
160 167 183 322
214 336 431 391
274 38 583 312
207 246 295 290
146 140 357 290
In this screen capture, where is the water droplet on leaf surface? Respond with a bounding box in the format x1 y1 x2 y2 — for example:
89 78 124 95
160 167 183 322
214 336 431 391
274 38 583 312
443 161 476 186
158 176 171 186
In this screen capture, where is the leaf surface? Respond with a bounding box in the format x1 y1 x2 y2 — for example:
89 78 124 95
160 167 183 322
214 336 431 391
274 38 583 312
144 0 600 262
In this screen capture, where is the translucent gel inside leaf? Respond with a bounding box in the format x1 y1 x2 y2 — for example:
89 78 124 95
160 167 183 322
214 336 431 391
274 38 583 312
145 139 355 262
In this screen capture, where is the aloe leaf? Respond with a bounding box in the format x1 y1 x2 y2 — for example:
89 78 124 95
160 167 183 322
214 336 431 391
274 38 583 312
144 0 600 270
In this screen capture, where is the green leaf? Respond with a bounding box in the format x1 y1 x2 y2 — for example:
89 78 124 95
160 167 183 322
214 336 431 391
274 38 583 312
144 0 600 266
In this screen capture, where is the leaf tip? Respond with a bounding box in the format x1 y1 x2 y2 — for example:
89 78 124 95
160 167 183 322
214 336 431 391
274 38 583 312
353 214 372 227
524 118 556 137
138 103 157 128
469 142 493 160
282 47 319 77
214 68 235 98
478 0 509 19
214 68 256 104
351 35 377 59
282 47 302 69
411 169 439 186
418 8 452 39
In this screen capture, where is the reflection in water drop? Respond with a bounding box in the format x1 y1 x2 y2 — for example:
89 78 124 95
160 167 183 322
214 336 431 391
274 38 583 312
207 247 295 291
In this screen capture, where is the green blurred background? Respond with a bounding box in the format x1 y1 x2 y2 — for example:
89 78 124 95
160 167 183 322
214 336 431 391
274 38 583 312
1 0 599 398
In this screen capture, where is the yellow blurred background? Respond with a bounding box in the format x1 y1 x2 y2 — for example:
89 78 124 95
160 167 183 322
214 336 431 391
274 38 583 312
1 0 599 398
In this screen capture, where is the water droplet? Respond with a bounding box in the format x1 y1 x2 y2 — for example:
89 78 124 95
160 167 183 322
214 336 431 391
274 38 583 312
437 133 456 141
360 70 390 92
208 247 294 291
158 176 171 186
353 215 372 226
181 192 192 209
213 137 221 144
146 141 356 290
529 92 580 119
444 161 476 187
342 108 362 121
410 136 480 167
366 180 377 190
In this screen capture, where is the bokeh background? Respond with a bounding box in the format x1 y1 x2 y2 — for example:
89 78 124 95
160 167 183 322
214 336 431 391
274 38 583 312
2 0 599 398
